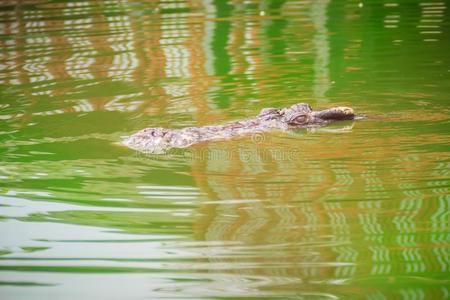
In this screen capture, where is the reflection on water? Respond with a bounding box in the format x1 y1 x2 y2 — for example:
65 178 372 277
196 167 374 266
311 0 331 103
1 0 449 299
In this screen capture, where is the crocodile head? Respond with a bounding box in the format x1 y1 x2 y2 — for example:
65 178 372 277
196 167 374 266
274 103 355 127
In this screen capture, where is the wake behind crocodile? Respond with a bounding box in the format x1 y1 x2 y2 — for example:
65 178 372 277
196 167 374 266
123 103 357 154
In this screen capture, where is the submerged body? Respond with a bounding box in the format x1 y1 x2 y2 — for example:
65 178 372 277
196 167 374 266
123 103 355 153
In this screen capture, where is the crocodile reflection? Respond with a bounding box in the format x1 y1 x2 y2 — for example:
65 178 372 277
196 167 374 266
187 133 448 299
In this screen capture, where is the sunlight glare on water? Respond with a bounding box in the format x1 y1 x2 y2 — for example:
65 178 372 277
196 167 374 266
0 0 449 299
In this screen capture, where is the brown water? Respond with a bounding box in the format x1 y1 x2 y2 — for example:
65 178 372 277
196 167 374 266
0 0 449 299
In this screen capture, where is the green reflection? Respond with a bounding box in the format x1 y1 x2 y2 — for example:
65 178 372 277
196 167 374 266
0 0 449 299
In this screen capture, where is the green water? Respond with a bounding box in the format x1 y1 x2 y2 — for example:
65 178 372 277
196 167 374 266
0 0 449 299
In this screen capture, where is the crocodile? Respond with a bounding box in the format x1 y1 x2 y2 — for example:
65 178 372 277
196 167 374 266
123 103 355 153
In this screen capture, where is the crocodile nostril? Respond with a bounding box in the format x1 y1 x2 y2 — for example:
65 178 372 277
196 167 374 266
343 107 354 114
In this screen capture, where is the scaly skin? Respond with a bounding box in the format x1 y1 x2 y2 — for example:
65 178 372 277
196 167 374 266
123 103 355 153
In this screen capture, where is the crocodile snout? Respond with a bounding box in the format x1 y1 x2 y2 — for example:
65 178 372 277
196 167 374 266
314 106 355 121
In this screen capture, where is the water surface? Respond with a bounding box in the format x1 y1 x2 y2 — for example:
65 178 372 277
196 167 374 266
0 0 449 299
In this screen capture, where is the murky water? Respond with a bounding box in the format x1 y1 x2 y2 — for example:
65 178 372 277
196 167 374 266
1 0 449 299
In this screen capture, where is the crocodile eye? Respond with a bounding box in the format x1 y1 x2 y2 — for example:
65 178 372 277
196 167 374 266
288 113 308 125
